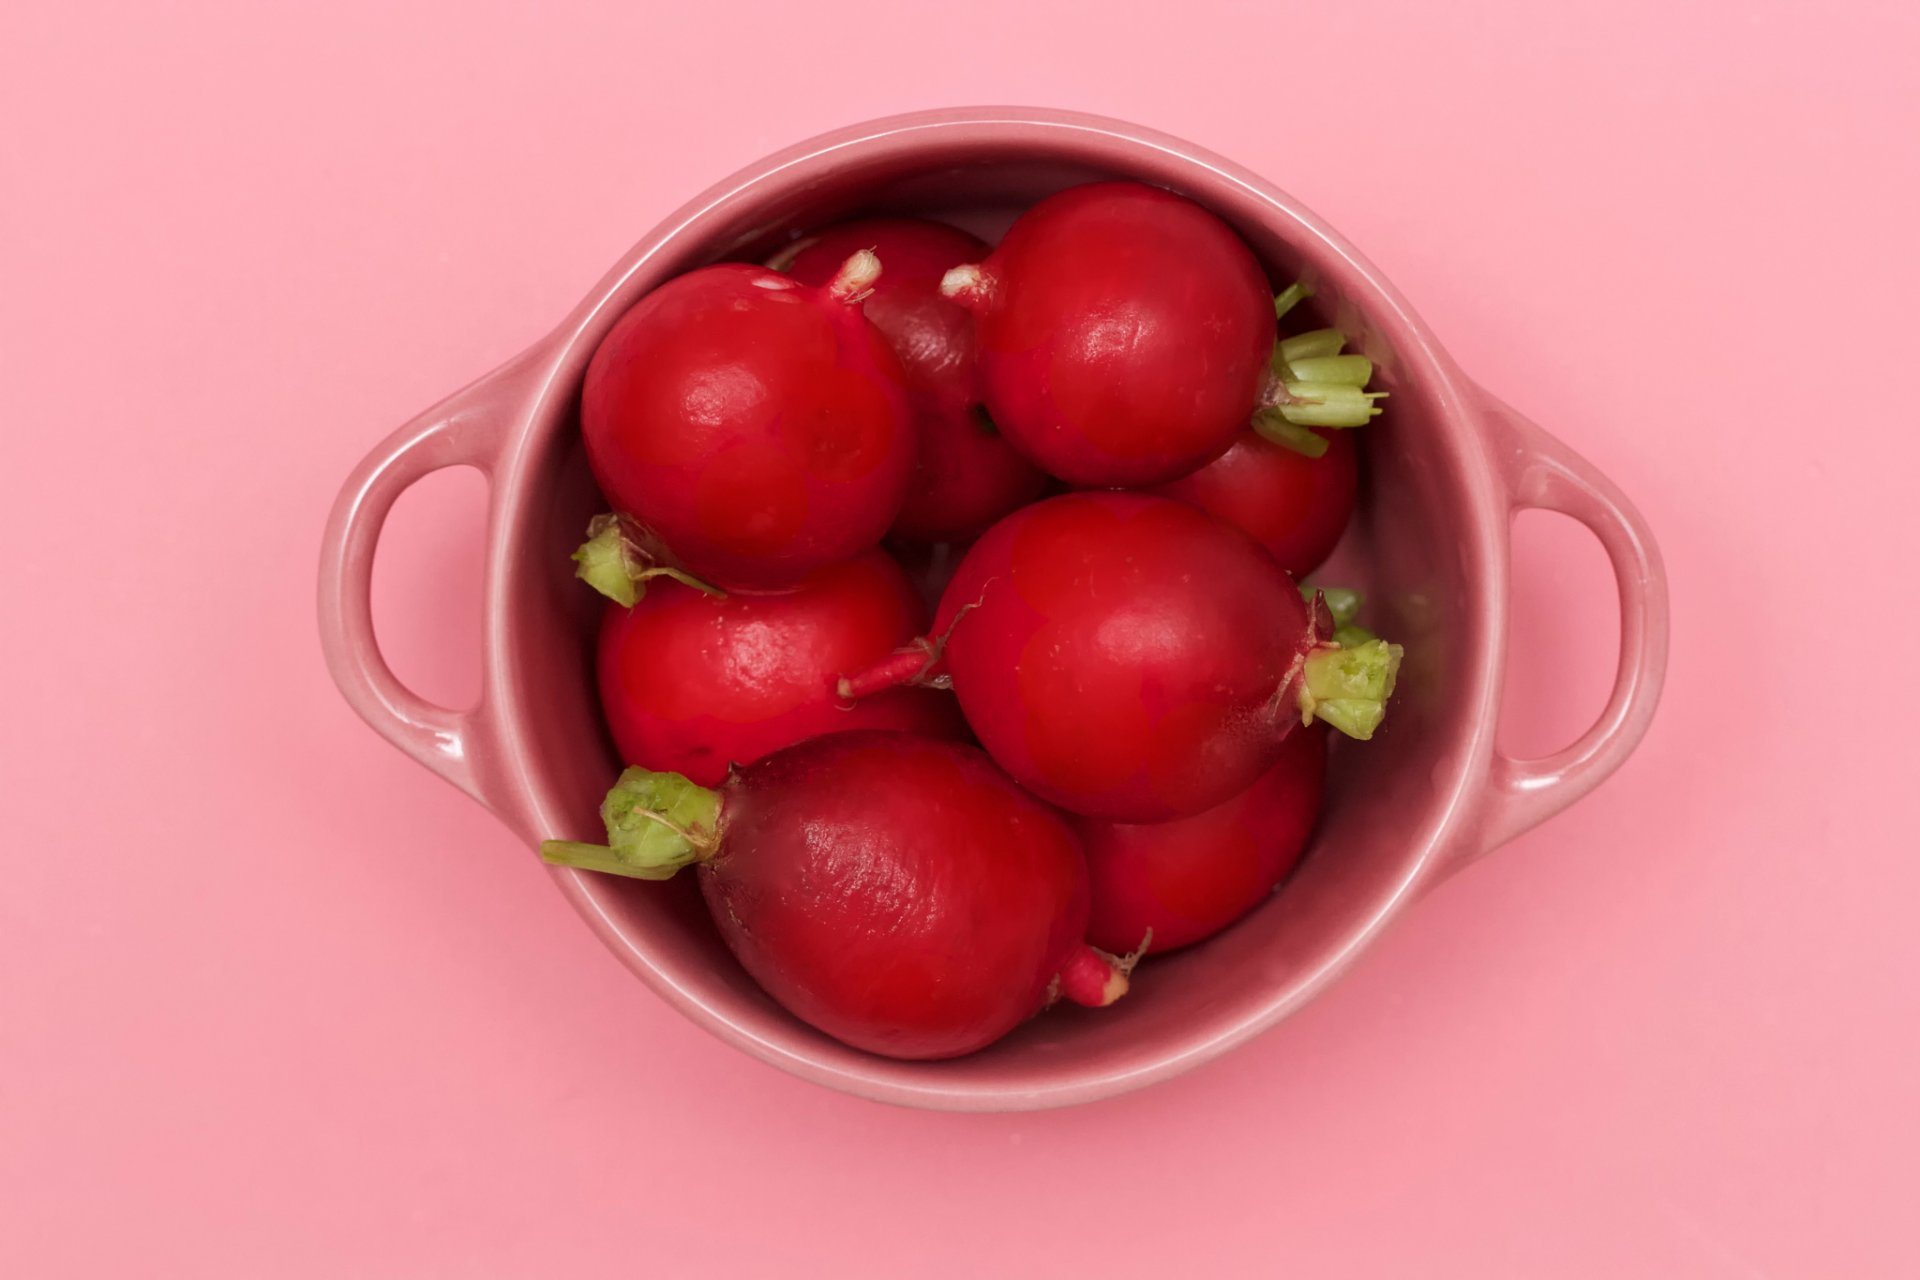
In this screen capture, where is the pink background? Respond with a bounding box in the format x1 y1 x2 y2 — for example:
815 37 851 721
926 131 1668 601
4 1 1917 1274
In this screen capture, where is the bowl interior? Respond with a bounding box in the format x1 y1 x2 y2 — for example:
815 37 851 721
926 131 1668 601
500 123 1492 1107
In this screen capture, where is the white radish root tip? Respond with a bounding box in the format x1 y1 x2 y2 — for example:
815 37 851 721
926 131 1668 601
827 248 883 303
940 263 985 301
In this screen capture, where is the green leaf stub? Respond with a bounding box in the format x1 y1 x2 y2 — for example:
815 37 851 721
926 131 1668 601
540 768 721 881
572 517 642 607
1298 639 1405 741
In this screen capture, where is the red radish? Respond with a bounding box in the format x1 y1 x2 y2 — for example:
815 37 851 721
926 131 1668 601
940 182 1274 486
541 731 1131 1060
595 549 964 787
1076 727 1327 954
1154 427 1358 577
783 219 1047 541
581 257 914 590
839 492 1401 823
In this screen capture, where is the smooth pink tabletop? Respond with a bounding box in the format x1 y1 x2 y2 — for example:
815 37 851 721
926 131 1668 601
5 2 1916 1275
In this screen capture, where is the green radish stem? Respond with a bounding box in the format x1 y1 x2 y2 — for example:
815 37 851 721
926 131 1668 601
540 768 722 880
1298 583 1384 654
1273 281 1314 322
1258 300 1385 451
572 515 723 607
1275 383 1386 429
1297 639 1403 740
1285 354 1373 386
1252 409 1331 458
1332 623 1377 649
1278 328 1347 366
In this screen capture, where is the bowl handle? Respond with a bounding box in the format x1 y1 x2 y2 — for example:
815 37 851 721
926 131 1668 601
316 357 544 820
1463 388 1671 862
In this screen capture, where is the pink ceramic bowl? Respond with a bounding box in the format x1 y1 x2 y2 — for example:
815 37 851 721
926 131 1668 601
318 107 1668 1111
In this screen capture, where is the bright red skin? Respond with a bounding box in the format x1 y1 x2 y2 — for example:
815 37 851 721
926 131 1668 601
956 182 1275 487
1154 428 1359 578
786 219 1047 541
581 263 915 590
596 551 963 786
931 492 1322 823
1077 727 1327 954
701 731 1093 1060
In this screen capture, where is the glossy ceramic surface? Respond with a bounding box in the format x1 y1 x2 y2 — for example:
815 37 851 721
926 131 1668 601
318 107 1668 1111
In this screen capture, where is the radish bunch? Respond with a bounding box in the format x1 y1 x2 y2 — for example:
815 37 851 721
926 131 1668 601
546 184 1400 1060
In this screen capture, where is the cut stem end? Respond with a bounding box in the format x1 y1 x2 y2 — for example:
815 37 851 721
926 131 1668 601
1298 638 1404 741
1275 382 1386 429
540 768 722 881
572 515 721 606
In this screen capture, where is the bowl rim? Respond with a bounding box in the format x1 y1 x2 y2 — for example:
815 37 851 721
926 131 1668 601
483 106 1510 1110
